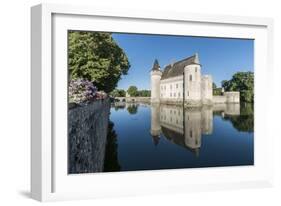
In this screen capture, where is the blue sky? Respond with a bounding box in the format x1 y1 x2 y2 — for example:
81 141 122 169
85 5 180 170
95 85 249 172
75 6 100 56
112 33 254 90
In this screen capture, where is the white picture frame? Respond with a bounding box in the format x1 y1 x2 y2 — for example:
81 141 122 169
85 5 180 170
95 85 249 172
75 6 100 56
31 3 274 202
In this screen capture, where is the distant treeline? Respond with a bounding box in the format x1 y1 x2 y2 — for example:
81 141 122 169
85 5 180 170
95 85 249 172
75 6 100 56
110 86 151 97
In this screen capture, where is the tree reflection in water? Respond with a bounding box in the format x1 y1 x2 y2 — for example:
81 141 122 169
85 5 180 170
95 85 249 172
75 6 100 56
103 121 121 172
223 103 254 132
127 104 138 114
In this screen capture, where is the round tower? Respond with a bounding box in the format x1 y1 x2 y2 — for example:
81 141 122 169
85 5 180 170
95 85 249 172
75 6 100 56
150 59 162 103
184 53 202 104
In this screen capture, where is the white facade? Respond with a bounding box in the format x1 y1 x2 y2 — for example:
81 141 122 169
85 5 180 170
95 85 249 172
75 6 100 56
150 53 239 105
151 53 213 105
159 76 184 100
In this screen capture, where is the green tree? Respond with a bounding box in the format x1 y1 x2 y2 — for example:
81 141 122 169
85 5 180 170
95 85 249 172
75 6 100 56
118 89 126 97
213 88 222 96
212 82 222 96
110 89 126 97
127 86 138 97
137 90 151 97
221 80 228 88
212 82 217 89
110 89 119 97
68 31 130 93
222 72 254 102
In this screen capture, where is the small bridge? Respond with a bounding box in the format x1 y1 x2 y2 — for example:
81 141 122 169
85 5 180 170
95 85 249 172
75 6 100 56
114 97 151 103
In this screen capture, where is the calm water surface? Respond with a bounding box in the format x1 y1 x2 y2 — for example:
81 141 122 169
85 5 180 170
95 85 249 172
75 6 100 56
104 103 254 172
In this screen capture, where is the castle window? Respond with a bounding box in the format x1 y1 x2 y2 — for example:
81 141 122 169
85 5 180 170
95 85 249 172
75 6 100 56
187 91 189 96
170 93 172 97
176 84 178 88
189 75 192 81
178 92 180 97
190 131 193 138
164 85 166 90
174 93 176 97
195 67 197 72
170 84 172 90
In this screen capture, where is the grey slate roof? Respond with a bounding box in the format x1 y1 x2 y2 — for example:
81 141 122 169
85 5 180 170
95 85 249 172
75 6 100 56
161 54 200 80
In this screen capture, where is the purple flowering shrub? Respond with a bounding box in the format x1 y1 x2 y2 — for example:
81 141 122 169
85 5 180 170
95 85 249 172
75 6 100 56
69 79 107 104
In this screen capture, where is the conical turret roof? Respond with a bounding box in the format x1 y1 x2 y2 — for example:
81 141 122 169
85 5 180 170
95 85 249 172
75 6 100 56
152 59 160 71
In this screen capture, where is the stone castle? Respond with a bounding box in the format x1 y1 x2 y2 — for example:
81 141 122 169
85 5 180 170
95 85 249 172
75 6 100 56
150 53 240 105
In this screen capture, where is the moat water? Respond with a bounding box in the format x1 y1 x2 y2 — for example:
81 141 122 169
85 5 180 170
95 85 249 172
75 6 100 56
103 103 254 172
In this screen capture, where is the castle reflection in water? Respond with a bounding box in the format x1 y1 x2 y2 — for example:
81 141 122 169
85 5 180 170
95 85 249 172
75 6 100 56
150 103 240 156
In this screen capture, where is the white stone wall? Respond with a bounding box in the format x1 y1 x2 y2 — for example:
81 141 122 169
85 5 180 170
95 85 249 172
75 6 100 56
159 76 184 101
213 92 240 104
184 64 202 102
150 70 162 103
224 92 240 103
201 75 213 103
